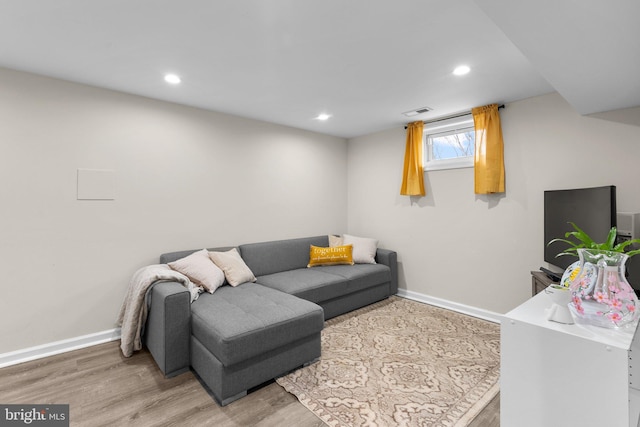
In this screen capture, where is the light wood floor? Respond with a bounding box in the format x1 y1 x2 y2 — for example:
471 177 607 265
0 341 499 426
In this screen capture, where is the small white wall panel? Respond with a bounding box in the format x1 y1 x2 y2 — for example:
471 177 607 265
77 169 115 200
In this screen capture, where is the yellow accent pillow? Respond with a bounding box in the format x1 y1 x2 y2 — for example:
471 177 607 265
307 245 354 268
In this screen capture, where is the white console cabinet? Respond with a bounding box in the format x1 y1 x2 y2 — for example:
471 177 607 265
501 291 638 427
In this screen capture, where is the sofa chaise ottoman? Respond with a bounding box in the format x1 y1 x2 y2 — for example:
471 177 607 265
144 235 398 405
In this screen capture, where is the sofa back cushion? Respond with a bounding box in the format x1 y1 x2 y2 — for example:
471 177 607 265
160 246 236 264
239 236 329 277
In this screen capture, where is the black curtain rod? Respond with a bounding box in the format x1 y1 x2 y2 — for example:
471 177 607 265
404 104 505 129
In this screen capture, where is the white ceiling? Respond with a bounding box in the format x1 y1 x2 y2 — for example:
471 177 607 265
475 0 640 116
0 0 636 138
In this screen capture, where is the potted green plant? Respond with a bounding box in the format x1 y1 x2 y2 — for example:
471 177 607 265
547 222 640 328
548 222 640 260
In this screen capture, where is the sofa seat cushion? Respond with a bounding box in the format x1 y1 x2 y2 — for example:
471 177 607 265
190 283 323 367
316 264 391 290
256 264 390 304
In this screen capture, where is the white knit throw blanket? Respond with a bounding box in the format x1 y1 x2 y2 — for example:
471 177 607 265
117 264 202 357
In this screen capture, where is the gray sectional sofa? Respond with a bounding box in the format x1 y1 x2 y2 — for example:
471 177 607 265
143 235 398 405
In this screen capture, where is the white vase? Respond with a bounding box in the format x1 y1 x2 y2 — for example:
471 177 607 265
568 248 639 328
545 284 573 324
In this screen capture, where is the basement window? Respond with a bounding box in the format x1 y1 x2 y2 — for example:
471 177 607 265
423 116 475 171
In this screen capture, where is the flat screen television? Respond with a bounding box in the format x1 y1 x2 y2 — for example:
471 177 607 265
544 185 617 272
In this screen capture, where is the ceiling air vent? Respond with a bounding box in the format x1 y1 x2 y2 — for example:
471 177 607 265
402 106 432 117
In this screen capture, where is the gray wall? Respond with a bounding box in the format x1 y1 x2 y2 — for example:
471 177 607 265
347 92 640 313
0 68 348 353
3 66 639 355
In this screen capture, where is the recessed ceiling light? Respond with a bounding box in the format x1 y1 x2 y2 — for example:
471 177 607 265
164 74 181 84
453 65 471 76
315 113 331 121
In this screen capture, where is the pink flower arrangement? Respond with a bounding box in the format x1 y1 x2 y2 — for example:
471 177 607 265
610 299 622 310
594 292 608 303
608 312 622 323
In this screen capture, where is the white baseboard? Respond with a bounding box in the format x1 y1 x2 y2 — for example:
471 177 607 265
0 328 122 369
0 291 501 369
396 289 504 324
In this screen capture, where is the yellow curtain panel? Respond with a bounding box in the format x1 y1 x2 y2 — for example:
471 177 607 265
472 104 505 194
400 121 425 196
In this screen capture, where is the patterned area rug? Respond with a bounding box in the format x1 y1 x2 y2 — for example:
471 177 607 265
276 296 500 427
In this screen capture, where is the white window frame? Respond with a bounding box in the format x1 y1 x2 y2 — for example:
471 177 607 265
423 116 475 172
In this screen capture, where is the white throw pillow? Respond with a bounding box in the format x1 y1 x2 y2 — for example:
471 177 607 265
342 234 378 264
168 249 225 293
209 248 257 286
328 234 344 247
